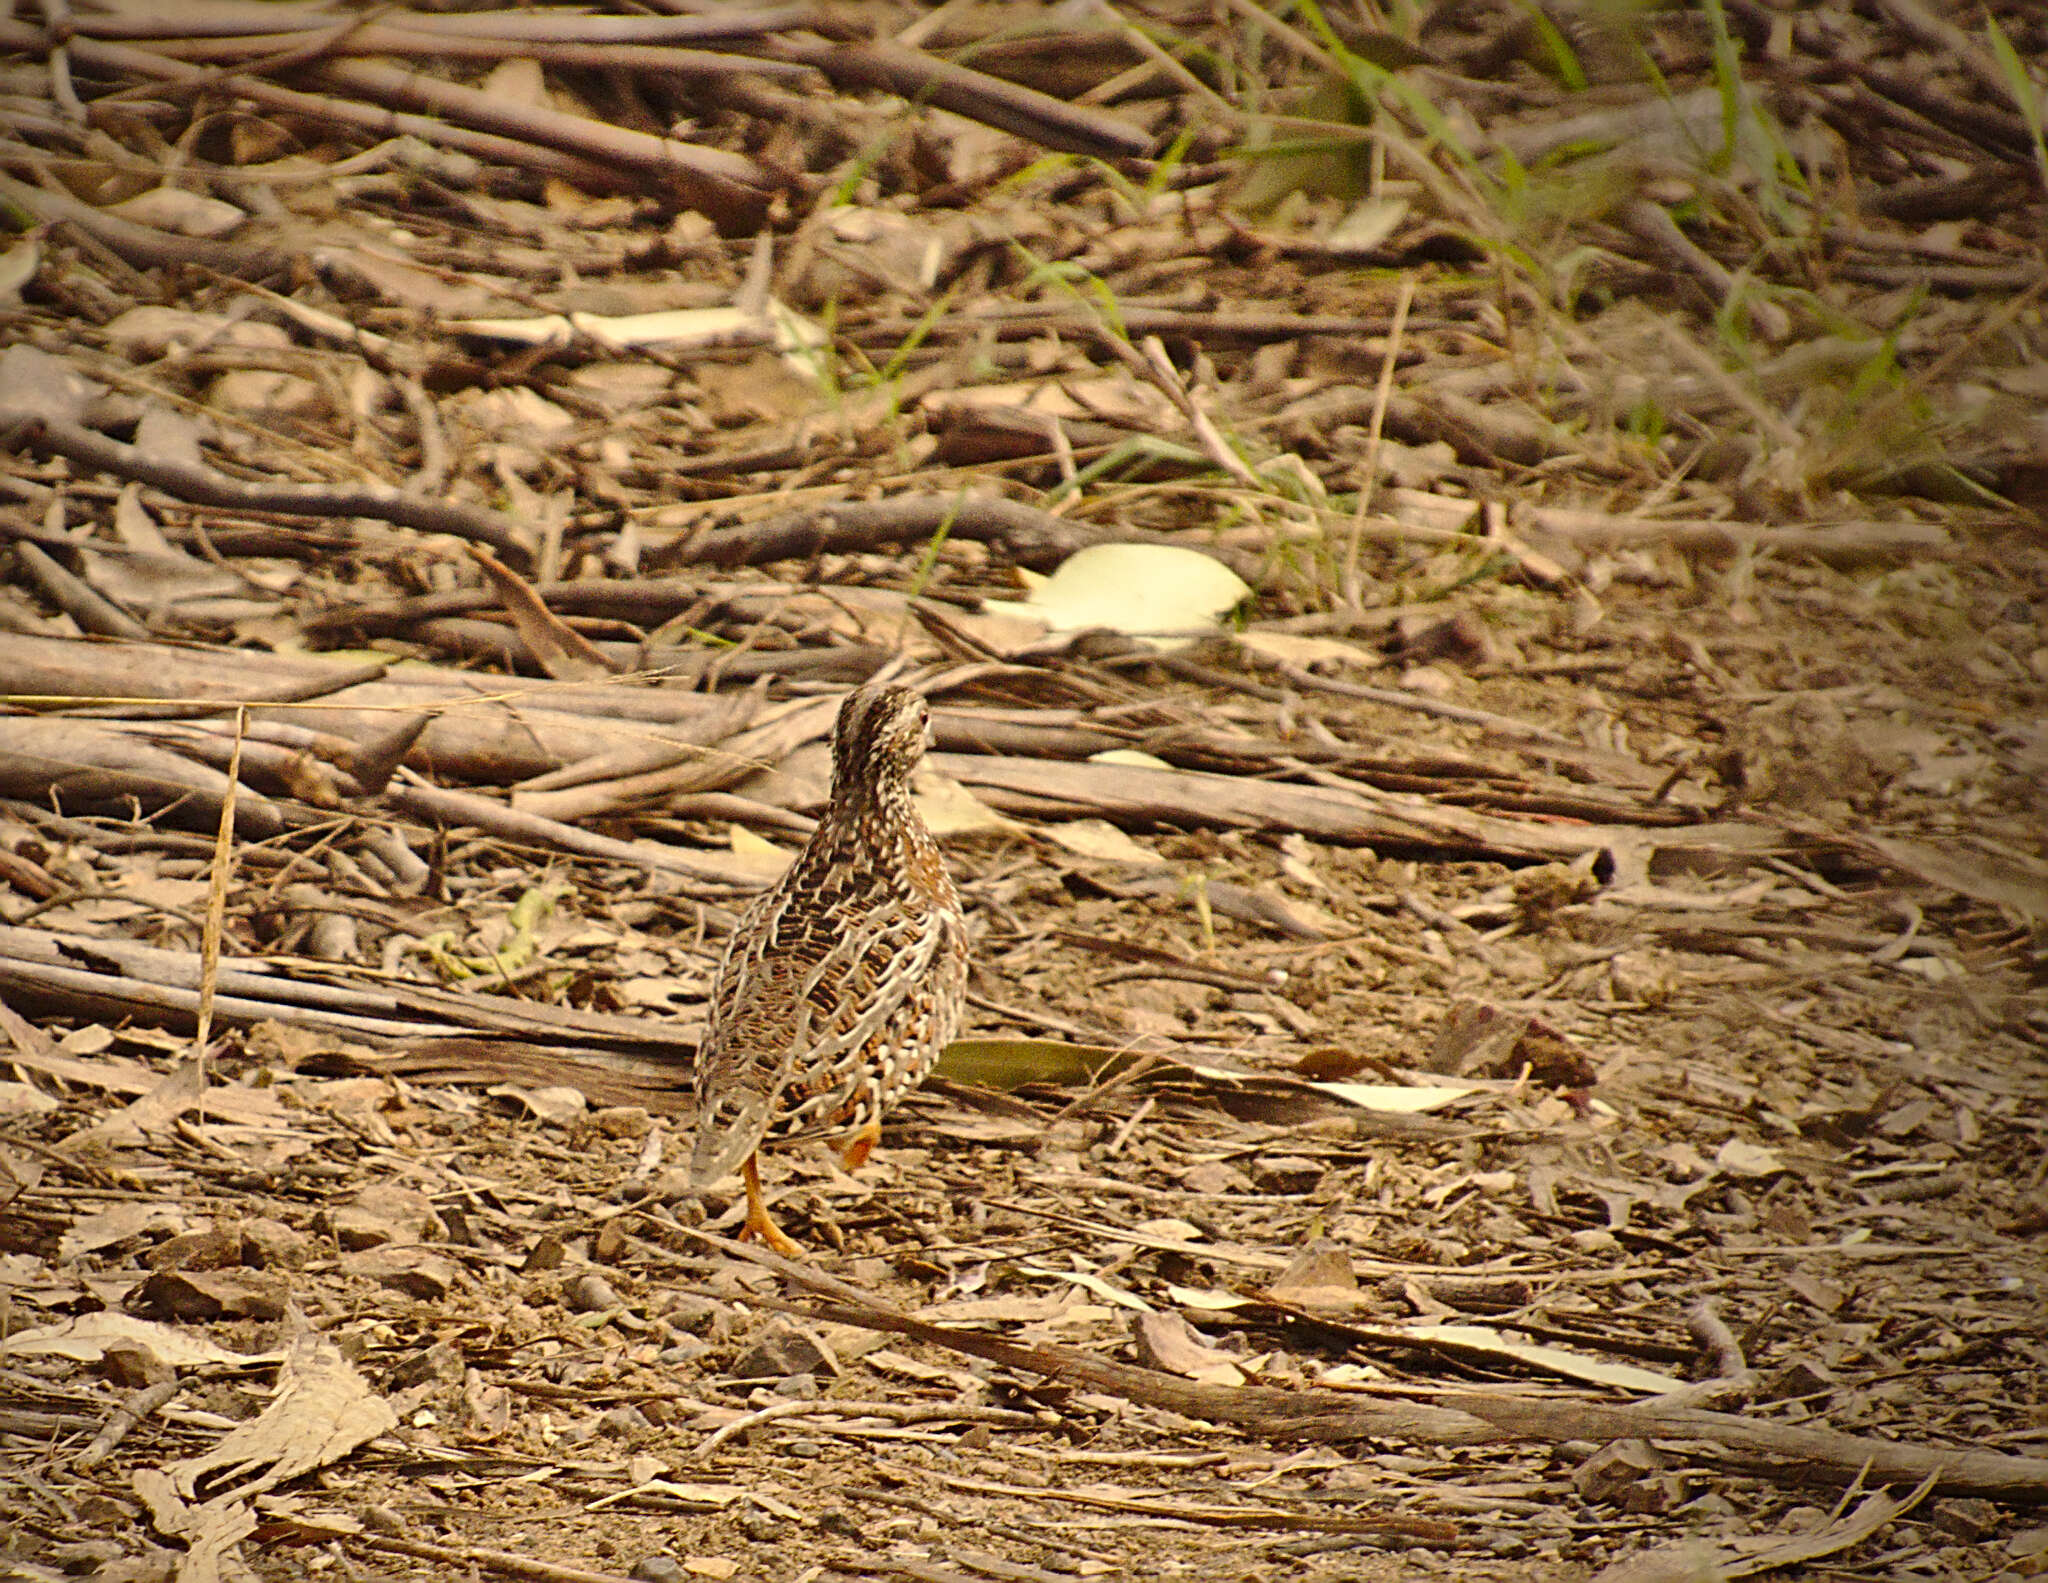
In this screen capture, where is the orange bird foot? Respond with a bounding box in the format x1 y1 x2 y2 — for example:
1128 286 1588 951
838 1116 882 1173
737 1153 803 1258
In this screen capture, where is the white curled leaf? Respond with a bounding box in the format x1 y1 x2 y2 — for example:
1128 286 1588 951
983 544 1250 651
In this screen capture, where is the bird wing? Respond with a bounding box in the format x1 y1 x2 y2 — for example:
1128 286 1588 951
689 872 956 1182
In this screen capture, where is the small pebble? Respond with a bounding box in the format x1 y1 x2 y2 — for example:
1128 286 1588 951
566 1273 622 1312
659 1295 723 1333
629 1557 685 1583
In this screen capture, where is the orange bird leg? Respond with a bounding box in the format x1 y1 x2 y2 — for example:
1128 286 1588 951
839 1115 881 1173
738 1152 802 1258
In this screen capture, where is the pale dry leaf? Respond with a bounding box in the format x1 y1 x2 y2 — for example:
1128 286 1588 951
1165 1284 1253 1312
912 766 1019 836
0 1141 44 1205
1715 1137 1787 1178
1132 1218 1204 1242
1269 1239 1359 1304
1021 1264 1155 1313
1089 748 1174 770
132 403 211 467
1039 818 1164 865
466 545 618 682
0 341 100 424
131 1469 258 1583
0 235 40 303
926 373 1180 430
1326 193 1410 252
1134 1310 1245 1384
813 205 954 292
488 1084 587 1125
105 187 246 238
1236 630 1370 669
167 1322 398 1500
0 1311 271 1367
113 483 175 554
725 825 795 876
65 1059 206 1149
1388 1322 1684 1394
1246 885 1347 939
0 1081 57 1119
1307 1081 1479 1113
58 1201 189 1260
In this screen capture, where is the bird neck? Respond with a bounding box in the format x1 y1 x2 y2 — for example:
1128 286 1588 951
822 771 919 841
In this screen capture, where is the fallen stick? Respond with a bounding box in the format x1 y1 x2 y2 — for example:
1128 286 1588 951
1443 1393 2048 1505
71 5 814 44
130 29 817 82
680 1231 1498 1447
0 21 632 197
1 412 533 559
768 34 1154 160
0 170 284 279
678 491 1267 581
691 1233 2048 1503
385 777 780 889
0 717 288 837
0 922 702 1056
932 750 1777 864
1519 505 1950 562
0 631 753 783
308 57 775 229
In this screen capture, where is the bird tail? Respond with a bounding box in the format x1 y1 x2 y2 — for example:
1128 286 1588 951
689 1084 774 1186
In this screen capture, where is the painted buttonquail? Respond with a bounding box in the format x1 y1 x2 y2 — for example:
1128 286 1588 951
690 686 968 1255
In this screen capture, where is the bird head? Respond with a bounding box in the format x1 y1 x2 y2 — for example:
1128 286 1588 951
829 685 932 802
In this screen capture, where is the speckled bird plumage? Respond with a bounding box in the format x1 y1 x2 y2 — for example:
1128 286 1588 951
690 687 967 1236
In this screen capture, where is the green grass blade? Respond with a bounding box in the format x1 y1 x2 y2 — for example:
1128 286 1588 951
1985 14 2048 201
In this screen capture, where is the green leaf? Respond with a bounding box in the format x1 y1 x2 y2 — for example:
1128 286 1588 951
936 1038 1136 1088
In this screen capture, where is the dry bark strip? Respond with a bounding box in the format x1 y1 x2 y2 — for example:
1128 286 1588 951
0 922 702 1059
695 1233 2048 1504
932 751 1785 866
0 632 761 786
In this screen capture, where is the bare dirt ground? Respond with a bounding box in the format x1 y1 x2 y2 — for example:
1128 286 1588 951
3 3 2047 1581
